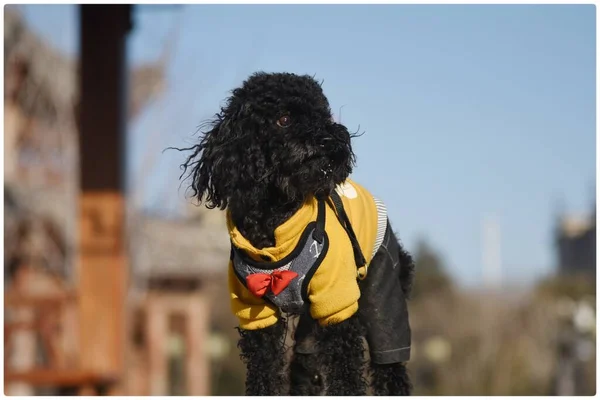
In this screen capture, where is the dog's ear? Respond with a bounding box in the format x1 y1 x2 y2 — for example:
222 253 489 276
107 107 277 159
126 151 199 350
179 115 234 210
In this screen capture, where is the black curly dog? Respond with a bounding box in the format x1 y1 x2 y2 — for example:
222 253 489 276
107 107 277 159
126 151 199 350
179 72 414 395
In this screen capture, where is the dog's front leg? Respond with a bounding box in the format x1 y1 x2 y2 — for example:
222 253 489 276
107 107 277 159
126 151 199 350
289 352 324 395
289 313 325 395
319 314 368 395
370 362 412 395
237 318 287 395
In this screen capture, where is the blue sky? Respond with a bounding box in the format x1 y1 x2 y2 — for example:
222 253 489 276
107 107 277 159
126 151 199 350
20 4 596 287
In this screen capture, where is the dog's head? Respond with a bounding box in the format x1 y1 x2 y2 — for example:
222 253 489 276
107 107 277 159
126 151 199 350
181 72 356 210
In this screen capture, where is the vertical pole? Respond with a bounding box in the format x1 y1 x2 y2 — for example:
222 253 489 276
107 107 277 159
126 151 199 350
78 4 131 382
146 294 168 395
187 293 210 395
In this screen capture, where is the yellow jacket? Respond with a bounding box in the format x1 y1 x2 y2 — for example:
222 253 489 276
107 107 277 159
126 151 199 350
227 179 385 330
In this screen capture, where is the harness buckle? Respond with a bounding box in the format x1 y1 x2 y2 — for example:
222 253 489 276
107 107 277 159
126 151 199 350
357 265 368 280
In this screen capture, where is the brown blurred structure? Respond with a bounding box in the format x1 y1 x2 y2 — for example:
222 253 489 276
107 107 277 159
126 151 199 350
75 5 131 394
2 5 222 395
125 211 230 395
4 5 232 395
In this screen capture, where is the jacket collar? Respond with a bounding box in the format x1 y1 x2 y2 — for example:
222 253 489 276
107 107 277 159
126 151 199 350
226 196 318 262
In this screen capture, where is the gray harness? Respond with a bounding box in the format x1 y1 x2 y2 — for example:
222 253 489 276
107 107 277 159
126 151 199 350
231 193 369 315
231 199 329 315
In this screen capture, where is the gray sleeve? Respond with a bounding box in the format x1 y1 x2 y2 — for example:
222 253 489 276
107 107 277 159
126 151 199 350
358 221 411 364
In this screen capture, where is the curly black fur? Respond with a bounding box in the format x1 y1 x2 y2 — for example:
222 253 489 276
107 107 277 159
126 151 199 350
370 362 413 396
288 315 368 396
289 314 325 396
319 315 368 395
180 72 356 248
178 72 412 396
398 239 416 299
237 318 287 395
289 352 325 396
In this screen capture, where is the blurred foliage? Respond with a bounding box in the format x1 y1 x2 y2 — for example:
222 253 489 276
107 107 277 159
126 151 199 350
411 238 454 299
409 290 565 395
407 239 595 396
535 273 596 301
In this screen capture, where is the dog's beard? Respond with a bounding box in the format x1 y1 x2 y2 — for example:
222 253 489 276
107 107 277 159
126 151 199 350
265 135 353 201
320 164 332 177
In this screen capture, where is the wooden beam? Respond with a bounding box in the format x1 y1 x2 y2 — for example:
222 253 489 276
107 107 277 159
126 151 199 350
78 5 131 380
79 5 131 191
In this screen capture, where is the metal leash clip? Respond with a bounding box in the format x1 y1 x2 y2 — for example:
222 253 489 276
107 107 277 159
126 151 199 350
357 265 368 280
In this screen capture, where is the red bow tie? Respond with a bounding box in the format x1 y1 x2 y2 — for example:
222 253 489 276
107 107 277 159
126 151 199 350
246 270 298 297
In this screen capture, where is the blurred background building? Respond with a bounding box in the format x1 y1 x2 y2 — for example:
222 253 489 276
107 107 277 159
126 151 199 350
555 206 596 277
3 4 596 396
4 5 227 395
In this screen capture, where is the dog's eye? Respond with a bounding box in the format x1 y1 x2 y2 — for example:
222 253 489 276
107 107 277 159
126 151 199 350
277 115 292 128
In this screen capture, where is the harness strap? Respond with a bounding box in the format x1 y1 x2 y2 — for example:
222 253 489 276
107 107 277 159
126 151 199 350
312 198 326 243
329 191 368 279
